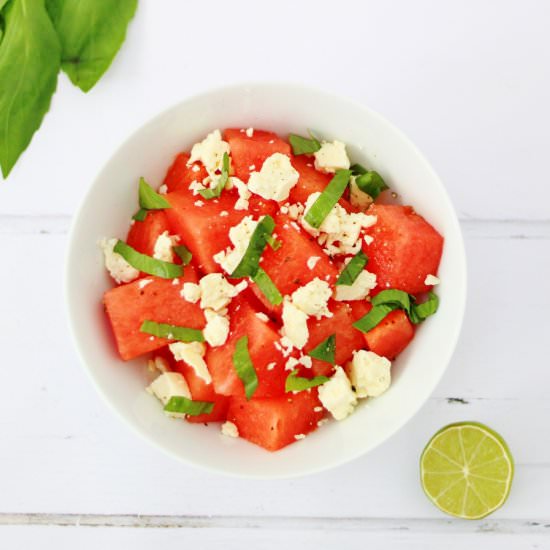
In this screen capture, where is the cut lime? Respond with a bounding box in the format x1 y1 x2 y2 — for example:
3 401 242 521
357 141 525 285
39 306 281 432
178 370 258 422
420 422 514 519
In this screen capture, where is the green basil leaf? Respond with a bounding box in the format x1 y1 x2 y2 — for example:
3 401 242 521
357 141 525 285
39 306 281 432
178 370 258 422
371 289 412 315
198 152 229 199
0 0 60 178
173 244 192 266
164 396 214 416
45 0 137 93
307 334 336 365
231 215 275 278
304 169 352 229
289 132 321 155
252 267 283 306
410 292 439 324
285 369 329 392
138 177 171 210
140 320 204 343
354 171 389 200
335 251 369 286
350 163 368 176
232 335 258 400
114 240 183 279
266 234 282 251
352 303 398 333
132 208 148 222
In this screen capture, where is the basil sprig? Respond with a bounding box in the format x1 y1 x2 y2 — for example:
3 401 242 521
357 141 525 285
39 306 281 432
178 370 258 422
304 169 352 229
409 292 439 323
289 132 321 155
140 320 204 343
252 268 283 305
232 335 258 400
285 370 329 392
198 152 230 199
307 334 336 365
164 396 214 416
133 177 171 221
336 251 369 286
173 244 193 266
354 171 389 200
114 240 183 279
350 163 368 176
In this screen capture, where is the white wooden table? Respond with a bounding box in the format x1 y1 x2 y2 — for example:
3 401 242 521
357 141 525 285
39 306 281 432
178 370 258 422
1 1 549 548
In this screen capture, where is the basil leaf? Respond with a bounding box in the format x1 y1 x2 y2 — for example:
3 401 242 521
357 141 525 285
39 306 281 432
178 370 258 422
335 251 369 286
0 0 60 178
350 163 368 176
173 244 192 266
138 177 171 210
371 289 412 315
355 171 389 200
164 396 214 416
140 320 204 343
114 240 183 279
289 132 321 155
232 335 258 400
132 208 148 222
285 370 329 392
352 303 398 333
304 169 352 229
307 334 336 365
45 0 137 93
252 267 283 306
266 234 282 251
410 292 439 324
231 215 275 278
198 152 229 199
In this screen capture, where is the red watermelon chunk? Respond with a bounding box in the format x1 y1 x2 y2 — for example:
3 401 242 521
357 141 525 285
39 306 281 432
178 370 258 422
206 295 287 399
126 210 172 258
163 152 208 193
103 267 204 361
226 390 325 451
224 128 291 181
364 205 443 294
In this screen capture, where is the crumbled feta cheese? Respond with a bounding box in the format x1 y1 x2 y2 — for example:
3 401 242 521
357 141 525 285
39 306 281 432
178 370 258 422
147 356 169 374
189 180 206 195
158 184 168 195
172 278 180 285
285 354 313 371
249 164 256 171
364 234 374 245
291 278 332 319
313 406 323 413
99 238 139 284
153 231 179 262
255 312 269 322
248 153 299 201
220 210 229 217
214 216 259 274
313 140 350 173
347 350 391 398
180 283 200 303
287 203 304 220
221 421 239 438
317 418 329 427
169 342 211 384
194 200 204 207
230 177 251 210
266 362 277 371
318 366 357 420
279 336 295 357
349 176 374 210
192 164 201 173
280 204 289 214
146 372 191 407
188 129 230 175
294 433 306 440
199 273 245 311
425 274 440 286
281 300 309 349
306 256 321 270
334 270 377 301
203 309 230 347
138 279 153 289
245 127 254 138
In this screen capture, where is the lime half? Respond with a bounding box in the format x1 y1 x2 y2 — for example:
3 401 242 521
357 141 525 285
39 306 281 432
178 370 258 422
420 422 514 519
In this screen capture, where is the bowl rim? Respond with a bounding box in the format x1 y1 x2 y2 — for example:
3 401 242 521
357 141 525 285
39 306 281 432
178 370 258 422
64 81 467 479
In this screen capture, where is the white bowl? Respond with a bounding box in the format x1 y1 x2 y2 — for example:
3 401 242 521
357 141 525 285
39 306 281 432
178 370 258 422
66 83 466 478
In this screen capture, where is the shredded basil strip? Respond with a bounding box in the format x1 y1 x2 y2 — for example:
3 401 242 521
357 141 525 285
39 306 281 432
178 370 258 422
409 292 439 324
252 268 283 305
232 335 258 400
114 240 183 278
132 177 171 220
304 169 352 229
352 304 398 333
371 289 412 314
350 163 368 176
307 334 336 365
198 152 230 199
164 396 214 416
336 251 369 286
266 234 282 251
132 208 148 222
285 370 329 392
140 320 204 342
354 170 389 200
230 215 276 278
289 132 321 155
173 244 192 266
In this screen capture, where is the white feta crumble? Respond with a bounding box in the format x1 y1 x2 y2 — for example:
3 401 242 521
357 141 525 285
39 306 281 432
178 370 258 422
318 366 357 420
425 274 440 286
306 256 321 270
153 231 179 262
313 406 323 413
158 184 168 195
187 129 230 175
147 355 169 374
169 342 211 384
247 153 299 202
294 433 306 440
180 282 200 303
203 309 230 347
199 273 246 311
349 176 374 210
291 278 332 319
192 164 201 173
285 354 312 371
249 164 256 171
281 300 309 349
245 127 254 138
313 140 350 173
334 270 377 301
99 238 139 284
364 234 374 245
213 216 259 274
266 361 277 371
138 279 153 289
189 180 206 195
220 210 229 217
171 278 180 286
347 350 391 398
230 177 251 210
255 312 269 322
279 336 295 357
194 200 204 207
317 418 329 427
221 421 239 438
147 372 191 410
287 203 304 220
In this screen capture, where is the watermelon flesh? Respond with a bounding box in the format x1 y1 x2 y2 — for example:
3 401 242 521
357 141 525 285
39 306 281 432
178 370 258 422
126 210 172 258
